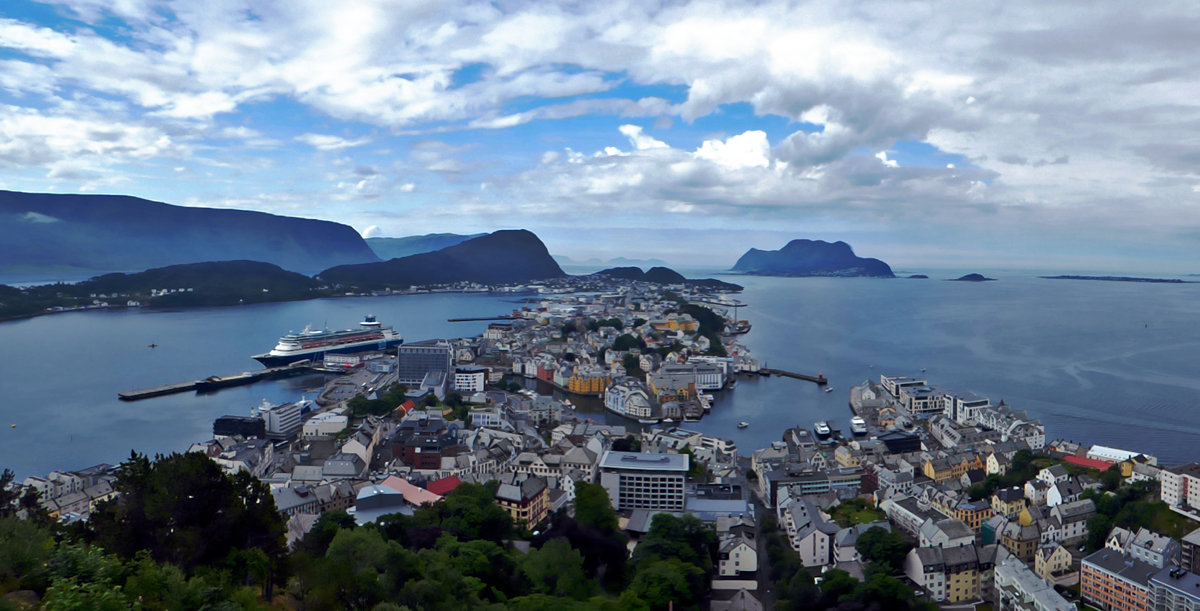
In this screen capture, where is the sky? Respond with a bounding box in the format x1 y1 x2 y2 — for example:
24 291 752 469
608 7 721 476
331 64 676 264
1 1 1199 272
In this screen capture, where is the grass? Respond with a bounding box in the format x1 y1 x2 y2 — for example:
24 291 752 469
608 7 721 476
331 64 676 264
830 498 887 527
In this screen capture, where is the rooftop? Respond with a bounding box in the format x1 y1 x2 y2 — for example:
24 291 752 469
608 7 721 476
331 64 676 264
600 450 689 472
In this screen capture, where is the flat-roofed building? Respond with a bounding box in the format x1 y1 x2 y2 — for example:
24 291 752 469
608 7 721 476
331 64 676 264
397 341 453 386
599 451 688 511
1081 547 1157 611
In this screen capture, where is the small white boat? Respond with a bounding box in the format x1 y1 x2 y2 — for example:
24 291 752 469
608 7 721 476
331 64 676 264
814 421 831 438
737 421 749 429
824 386 834 393
850 416 868 436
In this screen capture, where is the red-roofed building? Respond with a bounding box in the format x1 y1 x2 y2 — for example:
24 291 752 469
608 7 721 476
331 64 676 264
1064 455 1114 471
380 475 443 507
426 476 462 496
395 400 416 417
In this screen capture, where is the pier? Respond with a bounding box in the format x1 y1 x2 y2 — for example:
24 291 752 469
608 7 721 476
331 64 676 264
447 315 520 322
759 368 828 385
118 363 325 401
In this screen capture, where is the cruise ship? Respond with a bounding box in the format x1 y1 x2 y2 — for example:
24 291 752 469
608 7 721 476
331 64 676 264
252 315 402 366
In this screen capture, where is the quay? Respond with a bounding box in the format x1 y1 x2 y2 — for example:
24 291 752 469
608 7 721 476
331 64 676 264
118 362 324 401
759 368 828 385
447 315 520 322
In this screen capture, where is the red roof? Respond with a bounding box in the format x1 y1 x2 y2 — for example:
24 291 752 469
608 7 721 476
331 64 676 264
1064 455 1114 471
396 400 416 415
426 476 462 496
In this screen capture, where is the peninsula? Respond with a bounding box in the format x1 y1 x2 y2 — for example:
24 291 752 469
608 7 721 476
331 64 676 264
731 239 895 277
1041 275 1189 284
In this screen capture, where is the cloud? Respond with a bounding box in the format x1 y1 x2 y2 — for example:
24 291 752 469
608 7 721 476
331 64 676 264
296 133 372 151
361 225 382 238
22 211 60 224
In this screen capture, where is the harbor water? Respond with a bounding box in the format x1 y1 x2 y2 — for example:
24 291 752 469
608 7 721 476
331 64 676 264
3 273 1200 477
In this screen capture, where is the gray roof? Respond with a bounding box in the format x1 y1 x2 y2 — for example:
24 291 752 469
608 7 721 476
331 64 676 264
599 450 688 472
1083 548 1158 586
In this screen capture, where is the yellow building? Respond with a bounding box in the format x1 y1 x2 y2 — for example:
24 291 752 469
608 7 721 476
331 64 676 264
568 373 611 395
990 487 1027 516
1035 543 1073 581
649 313 699 333
954 499 995 533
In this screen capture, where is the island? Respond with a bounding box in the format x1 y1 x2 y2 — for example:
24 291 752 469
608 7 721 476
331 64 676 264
950 273 995 282
1040 275 1189 284
731 239 895 278
908 274 929 279
592 266 743 291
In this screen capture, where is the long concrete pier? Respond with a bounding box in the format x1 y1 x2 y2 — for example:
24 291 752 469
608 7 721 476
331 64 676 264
118 363 321 401
759 368 828 385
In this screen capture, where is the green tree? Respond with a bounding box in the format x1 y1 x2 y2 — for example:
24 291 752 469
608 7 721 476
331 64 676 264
612 333 642 351
630 558 705 610
574 483 618 532
86 452 287 597
521 538 592 598
622 353 642 376
855 526 911 574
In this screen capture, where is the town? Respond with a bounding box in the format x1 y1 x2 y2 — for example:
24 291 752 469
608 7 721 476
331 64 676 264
6 276 1200 611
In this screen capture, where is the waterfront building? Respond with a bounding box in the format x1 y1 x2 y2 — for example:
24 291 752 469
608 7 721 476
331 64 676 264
879 374 929 399
214 415 266 439
604 377 653 419
598 451 688 511
1159 464 1200 516
254 399 306 439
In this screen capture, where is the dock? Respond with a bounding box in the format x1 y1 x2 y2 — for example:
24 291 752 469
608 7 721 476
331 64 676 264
759 368 828 385
118 363 324 401
447 315 519 322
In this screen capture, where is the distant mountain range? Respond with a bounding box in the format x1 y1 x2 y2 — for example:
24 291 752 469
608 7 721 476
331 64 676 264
319 230 565 289
0 190 379 277
366 233 486 260
554 255 671 267
732 239 894 278
594 266 743 291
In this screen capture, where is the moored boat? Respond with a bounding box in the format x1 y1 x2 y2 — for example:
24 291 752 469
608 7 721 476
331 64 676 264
850 416 868 436
814 421 831 439
252 315 402 366
737 421 749 429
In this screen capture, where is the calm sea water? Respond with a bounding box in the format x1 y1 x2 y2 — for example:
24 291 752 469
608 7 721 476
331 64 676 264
3 274 1199 478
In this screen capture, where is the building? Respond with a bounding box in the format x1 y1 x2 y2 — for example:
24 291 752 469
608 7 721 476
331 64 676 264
1150 566 1200 611
1181 527 1200 573
453 365 487 393
213 415 266 438
1160 464 1200 513
494 475 550 529
1035 543 1073 582
994 555 1074 611
396 341 453 386
598 451 688 511
1081 547 1157 611
255 399 307 439
779 496 839 567
604 377 653 419
905 543 989 603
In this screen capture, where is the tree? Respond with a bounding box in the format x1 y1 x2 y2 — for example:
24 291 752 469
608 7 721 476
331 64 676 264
1100 465 1123 491
86 452 287 597
574 483 618 532
622 353 641 376
612 333 641 351
611 435 642 453
855 527 910 574
521 538 592 599
0 469 17 516
629 558 705 610
632 513 715 575
1086 514 1112 552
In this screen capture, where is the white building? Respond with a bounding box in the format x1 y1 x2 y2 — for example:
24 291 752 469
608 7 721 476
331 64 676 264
302 412 348 437
993 555 1073 611
598 451 688 511
454 365 487 393
1160 464 1200 512
254 399 307 439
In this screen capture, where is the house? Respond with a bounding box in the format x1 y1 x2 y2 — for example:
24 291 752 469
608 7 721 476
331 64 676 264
1034 543 1073 581
717 533 758 578
1037 465 1070 486
919 518 976 549
779 496 839 567
1046 478 1082 507
494 474 550 529
991 487 1027 516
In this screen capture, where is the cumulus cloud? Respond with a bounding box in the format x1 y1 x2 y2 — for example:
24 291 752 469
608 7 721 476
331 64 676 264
296 133 372 151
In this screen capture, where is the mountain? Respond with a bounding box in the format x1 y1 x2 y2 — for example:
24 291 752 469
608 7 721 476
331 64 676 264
318 230 565 288
366 233 486 260
594 266 742 291
606 256 670 267
0 261 324 319
731 239 894 278
0 191 379 276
